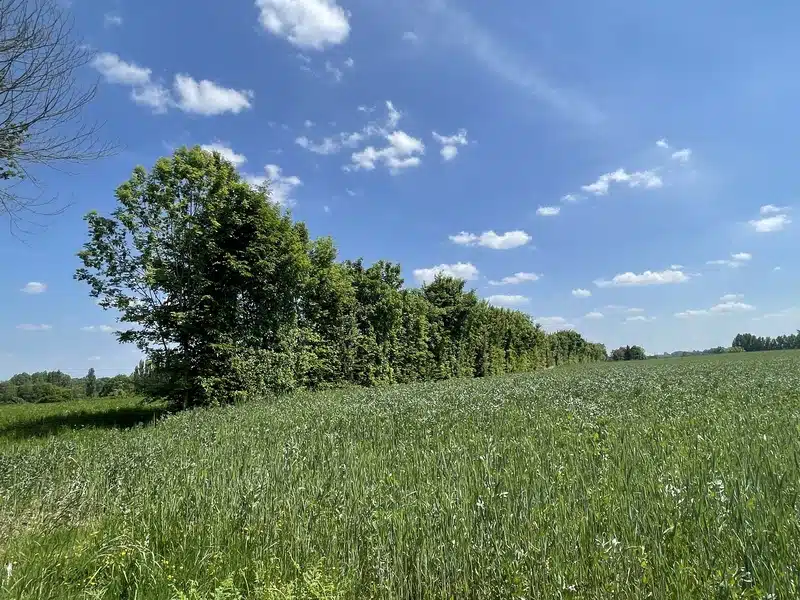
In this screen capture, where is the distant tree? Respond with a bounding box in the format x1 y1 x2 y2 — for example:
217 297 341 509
626 345 647 361
85 367 96 397
0 0 114 230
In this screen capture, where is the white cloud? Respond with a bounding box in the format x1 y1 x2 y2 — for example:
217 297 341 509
244 164 302 206
671 148 692 162
432 129 469 161
706 253 751 268
675 299 755 318
304 119 314 128
536 206 560 217
670 264 684 270
449 230 532 250
255 0 350 49
626 315 656 322
584 311 604 319
626 307 645 314
173 75 253 115
656 139 669 149
581 168 663 196
81 325 116 333
595 269 689 287
93 53 253 116
299 103 411 167
402 31 419 43
760 204 785 215
344 57 354 68
21 281 46 294
200 143 247 167
720 293 744 302
17 324 52 331
348 130 425 174
295 136 340 155
560 193 583 203
88 356 102 362
711 301 755 314
749 214 791 233
489 272 540 286
774 266 782 271
486 295 529 308
572 288 591 298
91 53 151 85
413 262 479 284
104 13 123 27
535 316 575 330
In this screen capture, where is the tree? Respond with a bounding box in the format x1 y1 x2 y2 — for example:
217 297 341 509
0 0 113 230
75 146 310 407
85 367 96 397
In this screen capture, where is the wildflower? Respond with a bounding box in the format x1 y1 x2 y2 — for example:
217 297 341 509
5 562 11 582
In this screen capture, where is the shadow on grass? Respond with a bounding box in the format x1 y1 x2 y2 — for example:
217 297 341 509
0 404 173 442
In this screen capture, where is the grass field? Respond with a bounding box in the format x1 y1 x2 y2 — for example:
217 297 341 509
2 352 800 599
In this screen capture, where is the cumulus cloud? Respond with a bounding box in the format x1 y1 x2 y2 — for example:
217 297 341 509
560 193 583 203
584 312 604 319
244 164 302 206
402 31 419 43
173 75 253 115
760 204 785 215
656 139 669 149
449 230 532 250
720 293 744 302
749 213 791 233
581 168 663 196
255 0 350 49
432 129 469 161
536 206 560 216
348 130 425 174
21 282 46 294
486 294 529 308
17 324 52 331
594 269 689 287
572 288 591 298
535 316 575 330
413 262 479 284
92 53 253 115
200 143 247 167
626 315 656 322
489 272 540 286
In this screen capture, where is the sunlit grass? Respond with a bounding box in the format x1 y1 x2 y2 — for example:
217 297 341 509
2 352 800 599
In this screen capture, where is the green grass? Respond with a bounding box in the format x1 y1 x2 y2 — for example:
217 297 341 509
2 352 800 599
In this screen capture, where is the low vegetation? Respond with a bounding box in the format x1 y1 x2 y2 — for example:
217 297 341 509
2 351 799 599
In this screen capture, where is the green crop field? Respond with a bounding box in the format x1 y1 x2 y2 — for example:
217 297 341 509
2 351 800 599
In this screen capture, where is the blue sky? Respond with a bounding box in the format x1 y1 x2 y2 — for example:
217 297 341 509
2 0 799 378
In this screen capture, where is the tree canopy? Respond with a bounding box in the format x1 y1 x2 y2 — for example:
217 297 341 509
76 146 607 408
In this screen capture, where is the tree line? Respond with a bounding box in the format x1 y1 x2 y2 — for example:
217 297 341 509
609 345 647 361
74 147 607 408
0 368 139 403
732 331 800 353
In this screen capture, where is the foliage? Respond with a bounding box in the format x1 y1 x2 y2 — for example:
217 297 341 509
610 345 646 361
732 330 800 352
2 351 800 598
85 367 97 398
76 147 605 408
0 369 138 404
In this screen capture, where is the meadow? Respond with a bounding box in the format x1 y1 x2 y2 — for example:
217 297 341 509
1 352 800 599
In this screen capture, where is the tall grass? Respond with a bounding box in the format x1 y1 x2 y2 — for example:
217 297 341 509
2 352 800 599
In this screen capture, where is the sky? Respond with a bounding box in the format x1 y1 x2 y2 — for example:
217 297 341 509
1 0 799 378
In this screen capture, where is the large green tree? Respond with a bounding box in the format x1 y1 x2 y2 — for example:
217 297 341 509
75 146 310 407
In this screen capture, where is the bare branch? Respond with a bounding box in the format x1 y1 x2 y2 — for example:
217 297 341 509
0 0 117 230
